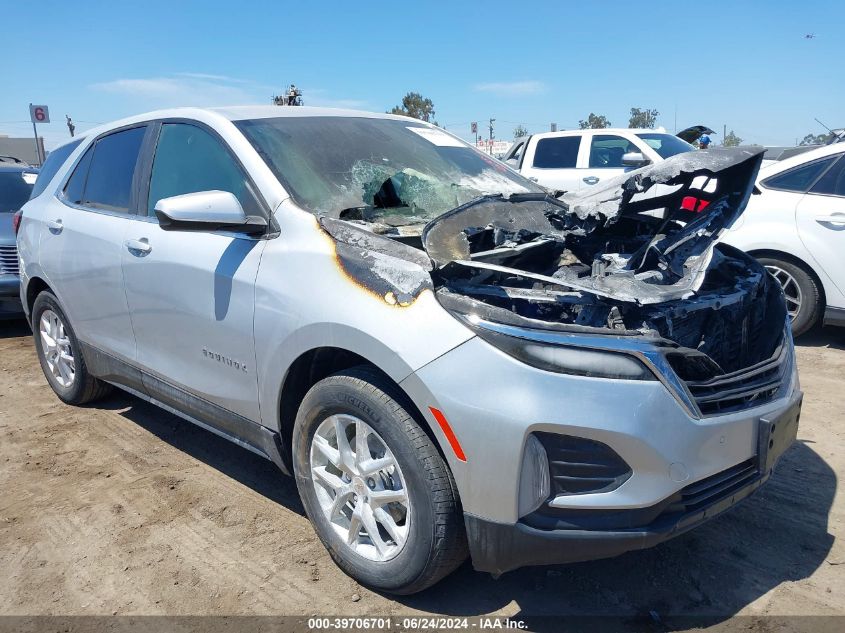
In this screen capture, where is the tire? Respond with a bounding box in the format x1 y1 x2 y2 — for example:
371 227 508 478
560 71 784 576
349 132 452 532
292 366 467 594
757 257 822 337
32 291 112 405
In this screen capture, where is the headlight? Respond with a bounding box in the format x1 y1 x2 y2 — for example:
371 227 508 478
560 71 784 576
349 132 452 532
458 314 656 381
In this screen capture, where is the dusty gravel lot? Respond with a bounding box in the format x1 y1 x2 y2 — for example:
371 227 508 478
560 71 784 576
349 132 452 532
1 319 843 629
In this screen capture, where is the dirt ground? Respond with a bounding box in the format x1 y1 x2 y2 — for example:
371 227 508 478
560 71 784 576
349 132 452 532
1 318 843 629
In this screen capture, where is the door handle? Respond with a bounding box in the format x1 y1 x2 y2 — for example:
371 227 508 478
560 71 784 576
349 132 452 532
529 177 539 182
46 219 63 234
124 238 152 256
583 176 600 185
815 214 845 226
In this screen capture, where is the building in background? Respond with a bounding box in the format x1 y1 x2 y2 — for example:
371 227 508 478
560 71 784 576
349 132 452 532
475 139 513 158
0 135 45 166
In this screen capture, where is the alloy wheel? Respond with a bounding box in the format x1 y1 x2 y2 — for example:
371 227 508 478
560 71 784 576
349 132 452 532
39 309 76 388
309 413 411 562
765 265 803 320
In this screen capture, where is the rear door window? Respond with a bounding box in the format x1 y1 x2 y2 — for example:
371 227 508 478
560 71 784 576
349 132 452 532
588 135 638 168
809 154 845 197
762 156 837 193
63 145 95 205
82 126 146 212
532 136 580 169
147 123 261 216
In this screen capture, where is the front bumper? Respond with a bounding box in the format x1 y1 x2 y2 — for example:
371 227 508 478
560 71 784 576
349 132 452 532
466 389 800 575
401 328 801 574
0 275 23 318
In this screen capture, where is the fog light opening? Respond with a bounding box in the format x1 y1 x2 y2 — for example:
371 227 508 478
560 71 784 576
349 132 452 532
518 434 550 518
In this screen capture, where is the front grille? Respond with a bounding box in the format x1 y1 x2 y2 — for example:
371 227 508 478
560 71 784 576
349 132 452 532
536 432 632 496
683 339 791 416
660 458 758 516
0 245 19 275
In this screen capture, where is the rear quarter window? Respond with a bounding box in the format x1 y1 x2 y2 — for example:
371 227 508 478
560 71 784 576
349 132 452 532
30 139 83 199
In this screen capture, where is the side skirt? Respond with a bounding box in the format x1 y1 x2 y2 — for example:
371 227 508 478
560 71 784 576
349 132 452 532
79 342 291 476
824 305 845 328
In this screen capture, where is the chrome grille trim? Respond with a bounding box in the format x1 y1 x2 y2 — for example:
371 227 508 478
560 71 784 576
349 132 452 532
0 245 19 276
683 339 791 416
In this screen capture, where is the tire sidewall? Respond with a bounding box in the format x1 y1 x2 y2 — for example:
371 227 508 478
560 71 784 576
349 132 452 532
32 292 86 403
292 374 439 592
759 257 820 336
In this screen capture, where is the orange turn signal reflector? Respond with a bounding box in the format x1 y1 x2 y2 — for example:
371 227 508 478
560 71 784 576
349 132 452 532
429 406 467 462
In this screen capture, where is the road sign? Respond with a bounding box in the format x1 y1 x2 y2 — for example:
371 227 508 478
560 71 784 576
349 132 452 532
471 122 478 134
30 105 50 124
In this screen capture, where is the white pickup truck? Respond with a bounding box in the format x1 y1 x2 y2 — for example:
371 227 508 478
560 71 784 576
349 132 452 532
503 128 697 193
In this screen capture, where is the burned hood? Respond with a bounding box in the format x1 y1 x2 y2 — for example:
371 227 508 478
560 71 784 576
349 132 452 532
421 147 765 305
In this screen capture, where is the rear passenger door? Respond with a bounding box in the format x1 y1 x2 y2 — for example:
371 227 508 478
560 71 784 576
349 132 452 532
121 121 268 423
40 125 148 363
520 135 582 192
578 133 640 188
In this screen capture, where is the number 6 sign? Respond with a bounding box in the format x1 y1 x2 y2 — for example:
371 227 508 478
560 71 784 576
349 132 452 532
29 104 50 124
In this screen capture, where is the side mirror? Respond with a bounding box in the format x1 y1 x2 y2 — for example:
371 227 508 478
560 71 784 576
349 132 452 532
622 152 651 168
153 190 267 234
505 157 519 168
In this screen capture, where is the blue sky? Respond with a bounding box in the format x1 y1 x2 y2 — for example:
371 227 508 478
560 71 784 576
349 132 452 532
1 0 840 150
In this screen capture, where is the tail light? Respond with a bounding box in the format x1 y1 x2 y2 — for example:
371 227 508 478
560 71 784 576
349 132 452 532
12 210 22 236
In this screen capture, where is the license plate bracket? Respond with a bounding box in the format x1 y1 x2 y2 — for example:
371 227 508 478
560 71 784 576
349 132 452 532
757 394 802 475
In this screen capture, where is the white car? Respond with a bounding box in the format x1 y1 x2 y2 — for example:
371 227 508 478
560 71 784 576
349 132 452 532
503 128 696 192
722 143 845 335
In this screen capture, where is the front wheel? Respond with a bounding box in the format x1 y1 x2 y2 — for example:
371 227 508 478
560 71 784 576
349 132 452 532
292 366 467 594
758 257 822 337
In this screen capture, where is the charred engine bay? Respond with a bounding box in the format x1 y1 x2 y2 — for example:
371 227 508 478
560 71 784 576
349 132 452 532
321 147 786 376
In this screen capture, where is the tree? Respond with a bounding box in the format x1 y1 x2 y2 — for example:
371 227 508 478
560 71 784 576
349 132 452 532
389 92 436 123
799 132 832 146
628 107 659 129
513 124 529 138
723 130 743 147
578 113 611 129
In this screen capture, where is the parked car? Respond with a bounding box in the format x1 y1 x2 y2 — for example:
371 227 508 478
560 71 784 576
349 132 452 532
502 128 696 192
18 108 800 593
0 164 38 317
722 142 845 335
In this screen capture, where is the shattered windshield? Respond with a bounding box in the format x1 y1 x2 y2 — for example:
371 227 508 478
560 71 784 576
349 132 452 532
235 116 541 224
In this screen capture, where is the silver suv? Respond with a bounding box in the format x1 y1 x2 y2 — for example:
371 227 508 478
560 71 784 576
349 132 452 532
18 107 802 594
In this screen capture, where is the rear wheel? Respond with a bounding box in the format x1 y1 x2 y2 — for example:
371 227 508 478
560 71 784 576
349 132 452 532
32 291 112 404
757 257 822 336
292 366 467 594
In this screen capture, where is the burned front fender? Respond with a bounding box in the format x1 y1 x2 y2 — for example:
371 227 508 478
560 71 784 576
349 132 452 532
318 216 433 307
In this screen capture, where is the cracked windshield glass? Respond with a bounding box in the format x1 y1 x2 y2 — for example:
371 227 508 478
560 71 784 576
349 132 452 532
236 116 542 229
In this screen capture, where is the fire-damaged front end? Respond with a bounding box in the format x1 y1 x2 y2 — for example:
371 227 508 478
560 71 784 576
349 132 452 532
319 146 802 576
425 148 791 416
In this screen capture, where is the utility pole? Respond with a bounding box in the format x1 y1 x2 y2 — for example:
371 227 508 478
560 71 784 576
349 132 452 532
723 124 727 145
488 118 495 155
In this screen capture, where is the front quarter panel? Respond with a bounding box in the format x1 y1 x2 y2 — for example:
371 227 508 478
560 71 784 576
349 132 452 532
254 202 474 430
